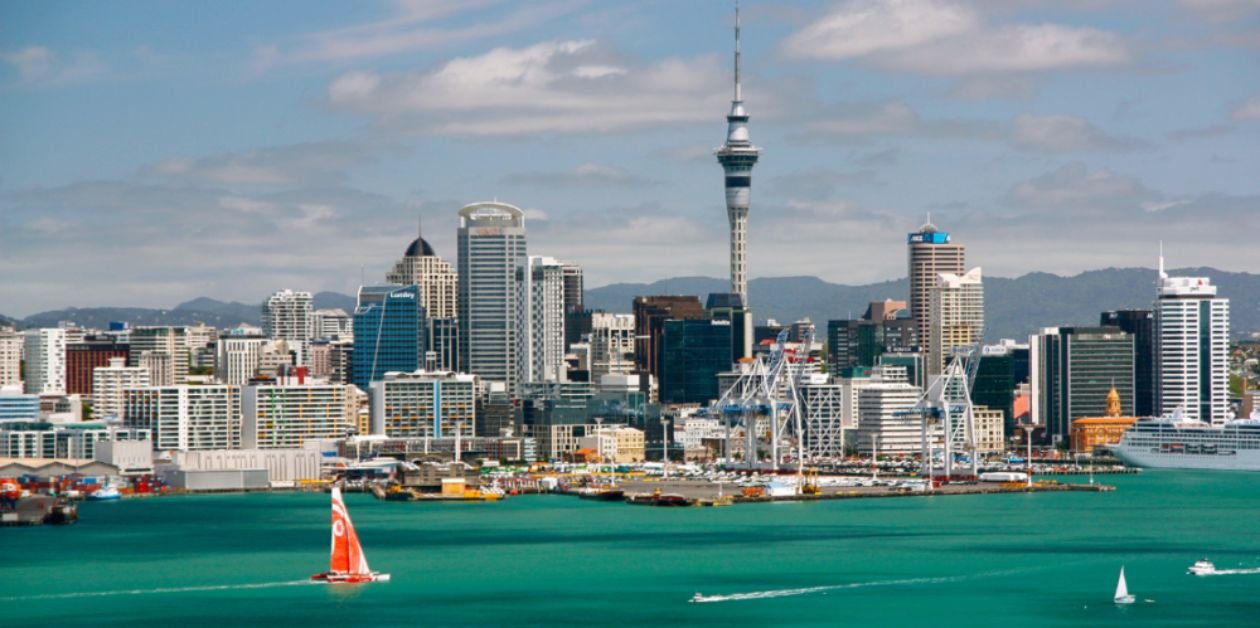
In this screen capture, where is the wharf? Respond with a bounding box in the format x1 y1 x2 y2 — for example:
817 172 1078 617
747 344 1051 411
604 478 1113 506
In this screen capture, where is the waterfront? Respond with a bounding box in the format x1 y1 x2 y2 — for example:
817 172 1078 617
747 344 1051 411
3 470 1258 626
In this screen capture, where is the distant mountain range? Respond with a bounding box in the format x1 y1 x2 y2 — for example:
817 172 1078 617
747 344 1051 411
3 268 1256 340
583 267 1259 341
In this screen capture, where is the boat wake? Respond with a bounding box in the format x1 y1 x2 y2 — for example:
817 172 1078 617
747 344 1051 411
0 579 318 602
1202 567 1260 576
690 575 961 603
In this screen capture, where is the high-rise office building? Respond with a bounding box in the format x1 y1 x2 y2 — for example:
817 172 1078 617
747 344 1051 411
458 202 527 393
522 256 567 384
706 293 753 360
927 267 984 375
1032 326 1135 444
262 289 313 364
854 382 929 455
352 284 426 391
0 329 23 387
23 328 66 395
715 6 760 304
908 222 965 361
128 327 189 385
827 300 917 373
1100 309 1155 417
1155 258 1230 424
633 296 706 383
386 226 459 320
65 336 129 397
658 319 734 405
561 262 584 314
92 357 150 420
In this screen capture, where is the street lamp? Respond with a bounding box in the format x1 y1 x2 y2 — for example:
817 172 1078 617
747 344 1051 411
661 418 670 479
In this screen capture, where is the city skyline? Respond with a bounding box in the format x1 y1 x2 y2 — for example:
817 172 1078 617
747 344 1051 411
3 0 1259 316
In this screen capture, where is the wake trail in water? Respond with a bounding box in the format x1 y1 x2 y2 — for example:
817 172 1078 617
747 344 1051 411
690 575 961 603
0 579 318 602
1204 567 1260 576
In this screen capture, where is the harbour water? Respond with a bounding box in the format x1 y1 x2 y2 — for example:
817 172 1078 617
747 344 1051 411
3 470 1258 626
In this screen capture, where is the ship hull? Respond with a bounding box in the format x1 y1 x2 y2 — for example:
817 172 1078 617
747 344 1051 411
1111 445 1260 471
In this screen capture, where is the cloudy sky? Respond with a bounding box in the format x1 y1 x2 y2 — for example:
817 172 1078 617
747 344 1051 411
2 0 1258 316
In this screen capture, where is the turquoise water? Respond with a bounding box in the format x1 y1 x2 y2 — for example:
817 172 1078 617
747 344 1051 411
3 471 1259 626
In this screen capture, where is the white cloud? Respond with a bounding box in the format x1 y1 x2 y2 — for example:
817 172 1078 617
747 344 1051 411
500 163 659 188
1 46 105 84
1005 162 1153 209
782 0 1128 76
1011 114 1144 151
252 0 580 70
1232 95 1260 120
2 46 54 81
145 140 399 186
327 39 735 135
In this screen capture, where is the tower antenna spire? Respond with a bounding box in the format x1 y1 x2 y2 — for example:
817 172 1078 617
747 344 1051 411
1158 240 1166 280
734 2 742 102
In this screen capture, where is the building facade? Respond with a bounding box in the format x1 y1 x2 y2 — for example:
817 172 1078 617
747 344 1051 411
65 336 130 397
633 296 707 384
1100 309 1155 417
352 284 426 391
241 383 355 448
91 357 150 420
0 329 21 387
854 382 928 455
262 289 313 364
458 202 528 394
123 385 241 451
128 327 189 386
589 313 636 380
368 370 477 439
659 319 734 405
928 267 984 376
1033 326 1135 445
1155 266 1230 424
522 256 567 384
907 222 965 363
23 328 67 395
386 235 459 320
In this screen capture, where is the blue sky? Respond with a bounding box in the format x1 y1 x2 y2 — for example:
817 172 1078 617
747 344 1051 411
2 0 1258 316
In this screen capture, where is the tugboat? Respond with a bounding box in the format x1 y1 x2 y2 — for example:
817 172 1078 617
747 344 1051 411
311 486 391 583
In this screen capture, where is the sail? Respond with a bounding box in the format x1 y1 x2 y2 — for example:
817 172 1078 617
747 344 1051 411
329 487 372 575
1114 567 1129 599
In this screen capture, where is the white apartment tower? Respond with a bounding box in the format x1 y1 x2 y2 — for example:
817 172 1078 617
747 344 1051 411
23 328 67 395
590 313 636 379
1155 254 1230 424
928 267 984 376
0 328 22 387
123 385 241 451
522 256 567 384
262 290 313 364
458 202 528 394
386 223 459 320
92 357 151 420
216 336 268 386
311 309 353 341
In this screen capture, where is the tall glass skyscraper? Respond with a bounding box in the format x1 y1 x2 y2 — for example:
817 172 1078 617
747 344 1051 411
458 202 527 394
351 284 426 391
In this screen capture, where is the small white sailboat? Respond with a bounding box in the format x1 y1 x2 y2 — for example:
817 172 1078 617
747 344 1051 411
1114 566 1135 604
311 486 391 583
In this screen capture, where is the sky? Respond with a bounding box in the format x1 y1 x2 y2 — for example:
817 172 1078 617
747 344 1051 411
1 0 1258 317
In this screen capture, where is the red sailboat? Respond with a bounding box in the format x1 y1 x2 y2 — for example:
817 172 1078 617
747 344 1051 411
311 486 391 583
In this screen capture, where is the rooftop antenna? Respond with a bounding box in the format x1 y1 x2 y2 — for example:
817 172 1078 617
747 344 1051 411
734 1 742 103
1158 240 1166 280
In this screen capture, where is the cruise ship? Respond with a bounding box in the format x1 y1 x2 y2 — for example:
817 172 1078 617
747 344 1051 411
1110 410 1260 472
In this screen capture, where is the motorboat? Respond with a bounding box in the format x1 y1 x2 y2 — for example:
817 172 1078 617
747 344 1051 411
1188 559 1216 576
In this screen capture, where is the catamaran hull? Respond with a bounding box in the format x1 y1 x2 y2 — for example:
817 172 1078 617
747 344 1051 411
312 572 391 583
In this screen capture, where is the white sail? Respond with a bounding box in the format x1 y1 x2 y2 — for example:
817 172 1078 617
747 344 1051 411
1114 567 1133 603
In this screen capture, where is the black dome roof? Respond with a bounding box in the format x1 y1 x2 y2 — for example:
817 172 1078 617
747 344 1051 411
405 238 435 257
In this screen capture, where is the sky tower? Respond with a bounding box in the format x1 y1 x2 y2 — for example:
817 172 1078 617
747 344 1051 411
716 4 759 304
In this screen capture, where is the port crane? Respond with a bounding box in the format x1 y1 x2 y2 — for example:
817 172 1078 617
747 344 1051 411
704 329 815 468
896 346 981 479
